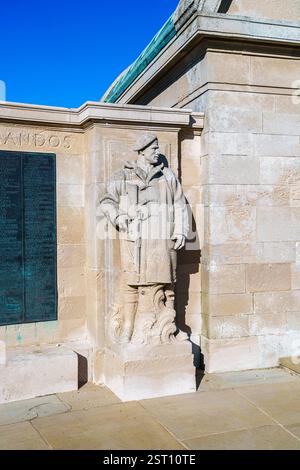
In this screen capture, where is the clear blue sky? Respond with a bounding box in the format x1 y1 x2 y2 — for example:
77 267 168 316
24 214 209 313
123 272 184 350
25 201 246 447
0 0 179 108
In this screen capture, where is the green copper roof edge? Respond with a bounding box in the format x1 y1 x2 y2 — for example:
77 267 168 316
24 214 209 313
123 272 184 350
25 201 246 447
104 16 177 103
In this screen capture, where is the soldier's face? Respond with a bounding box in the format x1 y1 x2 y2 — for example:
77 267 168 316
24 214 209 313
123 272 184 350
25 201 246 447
143 140 160 165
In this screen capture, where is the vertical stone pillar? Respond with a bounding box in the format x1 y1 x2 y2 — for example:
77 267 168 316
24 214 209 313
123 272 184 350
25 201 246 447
177 128 203 367
199 49 300 372
91 125 196 400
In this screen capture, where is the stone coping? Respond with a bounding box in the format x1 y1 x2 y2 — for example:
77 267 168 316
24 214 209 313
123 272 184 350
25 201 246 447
113 12 300 104
0 101 204 129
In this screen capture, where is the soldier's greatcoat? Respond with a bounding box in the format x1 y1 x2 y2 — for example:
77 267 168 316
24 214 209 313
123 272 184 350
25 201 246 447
100 161 189 285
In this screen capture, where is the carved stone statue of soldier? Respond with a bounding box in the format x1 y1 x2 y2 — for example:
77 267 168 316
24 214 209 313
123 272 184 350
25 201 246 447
100 133 189 345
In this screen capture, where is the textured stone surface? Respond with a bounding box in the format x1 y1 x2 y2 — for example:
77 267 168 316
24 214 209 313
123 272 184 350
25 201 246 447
58 383 121 411
254 291 300 314
201 336 261 373
0 346 78 404
286 424 300 440
0 395 69 426
1 369 300 450
203 293 252 316
203 264 246 294
203 314 250 339
57 207 85 244
32 402 185 450
280 357 300 375
208 156 260 185
246 264 291 293
249 313 286 336
185 425 300 450
227 0 300 22
141 389 273 440
198 368 297 392
238 381 300 425
103 344 195 401
0 340 5 365
209 206 256 244
0 422 50 450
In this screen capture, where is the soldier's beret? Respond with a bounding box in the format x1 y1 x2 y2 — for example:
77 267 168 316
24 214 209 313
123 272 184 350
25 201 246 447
133 133 158 152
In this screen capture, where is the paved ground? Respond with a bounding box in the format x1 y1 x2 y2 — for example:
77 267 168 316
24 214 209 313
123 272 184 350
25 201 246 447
1 367 300 450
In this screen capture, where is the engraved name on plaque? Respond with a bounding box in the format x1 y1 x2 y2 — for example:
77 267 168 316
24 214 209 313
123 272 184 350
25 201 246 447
0 151 57 326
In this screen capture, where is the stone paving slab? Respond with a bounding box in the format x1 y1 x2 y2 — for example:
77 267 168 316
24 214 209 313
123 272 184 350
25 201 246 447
286 424 300 439
0 395 70 426
31 402 185 450
199 368 298 391
184 425 300 450
225 368 298 385
0 422 50 450
140 389 273 440
237 381 300 426
1 368 300 450
58 383 121 411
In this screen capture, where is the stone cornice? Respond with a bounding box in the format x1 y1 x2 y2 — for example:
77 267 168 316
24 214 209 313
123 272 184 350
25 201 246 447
197 13 300 43
0 101 203 130
113 13 300 104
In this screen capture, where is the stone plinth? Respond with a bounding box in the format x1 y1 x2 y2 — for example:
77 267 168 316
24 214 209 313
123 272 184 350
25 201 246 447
103 341 195 401
0 345 78 404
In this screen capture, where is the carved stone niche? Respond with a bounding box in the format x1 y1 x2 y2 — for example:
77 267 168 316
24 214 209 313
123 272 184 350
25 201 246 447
100 132 196 401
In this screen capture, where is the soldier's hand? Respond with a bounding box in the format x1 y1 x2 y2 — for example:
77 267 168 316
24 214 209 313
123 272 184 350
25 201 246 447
173 235 186 251
116 215 129 232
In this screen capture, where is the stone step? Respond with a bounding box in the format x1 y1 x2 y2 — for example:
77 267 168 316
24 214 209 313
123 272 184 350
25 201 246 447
104 342 196 401
0 345 78 404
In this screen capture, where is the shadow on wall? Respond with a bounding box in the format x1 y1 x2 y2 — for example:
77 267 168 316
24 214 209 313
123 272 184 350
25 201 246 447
146 152 202 373
217 0 233 14
175 134 204 379
160 150 205 387
175 223 204 372
157 150 204 378
77 353 88 389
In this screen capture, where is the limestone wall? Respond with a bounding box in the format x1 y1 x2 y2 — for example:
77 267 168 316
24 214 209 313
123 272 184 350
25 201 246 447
227 0 300 23
0 123 86 348
176 129 203 364
199 52 300 372
0 103 202 383
137 32 300 374
201 93 300 371
84 123 203 381
141 45 300 371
